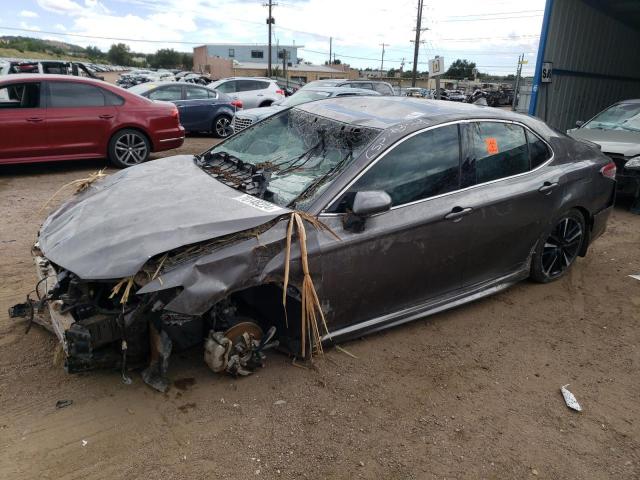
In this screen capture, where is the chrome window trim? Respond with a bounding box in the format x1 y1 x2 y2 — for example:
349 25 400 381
319 118 555 217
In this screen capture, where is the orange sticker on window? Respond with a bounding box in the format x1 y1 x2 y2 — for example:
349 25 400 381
484 137 499 154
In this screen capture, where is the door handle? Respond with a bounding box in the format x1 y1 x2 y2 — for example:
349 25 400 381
257 94 264 97
538 181 558 194
444 207 473 221
98 114 114 119
26 117 43 123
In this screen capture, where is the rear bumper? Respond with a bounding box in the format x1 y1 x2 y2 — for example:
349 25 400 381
154 126 185 152
591 204 613 244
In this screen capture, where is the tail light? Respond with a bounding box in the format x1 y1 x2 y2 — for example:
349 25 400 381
170 106 179 121
600 161 617 180
276 89 285 95
231 99 243 109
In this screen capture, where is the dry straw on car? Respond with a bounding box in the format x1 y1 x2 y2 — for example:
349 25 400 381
39 169 108 213
282 211 339 359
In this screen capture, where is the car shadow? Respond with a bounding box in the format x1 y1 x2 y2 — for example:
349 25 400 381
0 159 108 178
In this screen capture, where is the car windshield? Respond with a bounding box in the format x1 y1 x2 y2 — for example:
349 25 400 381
584 103 640 132
280 90 332 107
201 108 380 209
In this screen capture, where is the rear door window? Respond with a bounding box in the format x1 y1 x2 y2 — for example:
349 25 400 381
48 82 106 107
527 130 552 169
216 81 236 93
341 124 461 208
185 86 210 99
466 122 529 184
373 83 392 95
0 82 41 108
148 85 183 101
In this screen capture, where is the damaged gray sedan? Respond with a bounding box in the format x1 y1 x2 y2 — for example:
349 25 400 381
11 97 617 391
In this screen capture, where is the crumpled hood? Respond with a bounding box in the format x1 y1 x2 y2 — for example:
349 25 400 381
39 155 289 280
235 104 286 123
568 129 640 157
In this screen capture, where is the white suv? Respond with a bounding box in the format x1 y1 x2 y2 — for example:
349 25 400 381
208 77 284 109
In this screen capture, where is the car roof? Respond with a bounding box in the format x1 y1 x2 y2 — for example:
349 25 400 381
295 95 544 131
304 86 380 96
0 73 102 84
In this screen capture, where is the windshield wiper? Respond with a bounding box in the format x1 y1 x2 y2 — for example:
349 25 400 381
197 150 271 197
292 150 353 207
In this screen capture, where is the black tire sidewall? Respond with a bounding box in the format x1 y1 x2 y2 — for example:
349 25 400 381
530 209 586 283
108 129 150 168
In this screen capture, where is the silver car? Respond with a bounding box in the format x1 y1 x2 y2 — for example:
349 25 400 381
568 99 640 213
231 86 379 132
208 77 284 109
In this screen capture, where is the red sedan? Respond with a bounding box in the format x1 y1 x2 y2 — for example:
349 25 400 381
0 74 185 168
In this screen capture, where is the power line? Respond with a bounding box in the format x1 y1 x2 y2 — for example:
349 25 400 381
443 9 543 18
439 14 543 22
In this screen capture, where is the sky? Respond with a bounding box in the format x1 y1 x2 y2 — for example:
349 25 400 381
0 0 545 75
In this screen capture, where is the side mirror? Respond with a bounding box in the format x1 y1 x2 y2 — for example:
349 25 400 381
352 190 392 216
575 120 585 128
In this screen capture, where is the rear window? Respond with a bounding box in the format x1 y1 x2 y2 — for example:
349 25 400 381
466 122 529 185
148 85 183 101
0 82 40 108
527 130 552 169
48 82 106 107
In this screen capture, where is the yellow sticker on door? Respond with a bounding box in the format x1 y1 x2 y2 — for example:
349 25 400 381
484 137 499 155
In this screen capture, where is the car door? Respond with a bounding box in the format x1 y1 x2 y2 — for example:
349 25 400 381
317 124 468 332
0 80 48 162
179 85 218 131
147 84 186 126
234 80 264 108
45 80 117 158
454 121 562 288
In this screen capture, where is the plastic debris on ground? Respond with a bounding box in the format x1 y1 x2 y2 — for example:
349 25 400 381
629 274 640 281
561 384 582 412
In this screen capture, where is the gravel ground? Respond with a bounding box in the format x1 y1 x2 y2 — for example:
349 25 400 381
1 137 639 479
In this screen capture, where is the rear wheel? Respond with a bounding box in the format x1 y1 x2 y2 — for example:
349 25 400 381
108 129 150 168
212 115 233 138
530 209 586 283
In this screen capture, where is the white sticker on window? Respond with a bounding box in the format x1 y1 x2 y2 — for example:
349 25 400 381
233 194 283 213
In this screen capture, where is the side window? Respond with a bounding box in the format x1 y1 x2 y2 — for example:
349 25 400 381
148 85 183 101
49 82 105 107
207 89 218 99
373 83 392 95
185 86 209 99
0 82 40 108
237 80 263 92
467 122 529 184
255 81 270 90
527 130 551 169
216 81 236 93
340 125 461 209
251 50 264 59
104 89 124 106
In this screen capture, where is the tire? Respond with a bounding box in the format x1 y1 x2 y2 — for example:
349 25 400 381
108 129 150 168
530 209 586 283
212 115 233 138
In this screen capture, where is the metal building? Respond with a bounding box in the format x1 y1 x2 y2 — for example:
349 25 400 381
530 0 640 131
195 43 299 65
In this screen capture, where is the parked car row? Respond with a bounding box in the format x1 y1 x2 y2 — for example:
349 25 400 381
0 74 184 168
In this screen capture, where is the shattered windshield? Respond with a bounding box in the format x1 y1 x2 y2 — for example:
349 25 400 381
584 103 640 132
279 90 332 107
200 108 380 209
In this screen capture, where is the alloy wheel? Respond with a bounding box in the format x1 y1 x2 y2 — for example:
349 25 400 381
114 133 148 166
541 217 583 278
215 117 232 137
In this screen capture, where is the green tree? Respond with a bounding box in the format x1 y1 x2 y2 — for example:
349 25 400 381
181 53 193 70
107 43 132 65
445 59 476 79
150 48 182 68
85 45 104 60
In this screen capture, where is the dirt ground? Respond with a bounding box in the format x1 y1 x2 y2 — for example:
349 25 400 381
1 138 639 480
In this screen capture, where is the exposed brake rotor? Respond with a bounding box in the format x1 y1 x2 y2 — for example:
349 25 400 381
223 321 263 346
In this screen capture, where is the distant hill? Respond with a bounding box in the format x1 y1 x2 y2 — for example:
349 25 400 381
0 35 87 57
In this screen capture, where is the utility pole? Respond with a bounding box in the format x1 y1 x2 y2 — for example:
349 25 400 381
329 37 332 64
282 48 287 86
512 53 525 111
411 0 428 87
264 0 276 77
379 43 388 76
